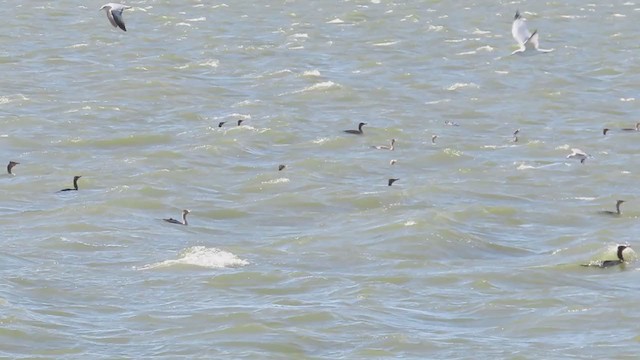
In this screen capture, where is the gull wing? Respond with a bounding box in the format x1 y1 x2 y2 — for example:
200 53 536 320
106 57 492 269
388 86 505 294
111 8 127 31
525 30 539 50
104 6 118 28
512 14 532 46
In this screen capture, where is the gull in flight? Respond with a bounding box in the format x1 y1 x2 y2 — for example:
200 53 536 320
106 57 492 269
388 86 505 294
511 11 553 55
566 148 590 164
100 3 131 32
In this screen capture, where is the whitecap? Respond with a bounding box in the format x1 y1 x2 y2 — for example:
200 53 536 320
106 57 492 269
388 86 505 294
372 41 398 47
446 82 479 91
199 59 219 68
138 246 248 270
262 178 290 185
302 69 321 77
283 81 341 96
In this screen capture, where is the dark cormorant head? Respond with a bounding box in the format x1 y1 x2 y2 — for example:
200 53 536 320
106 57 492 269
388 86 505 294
617 245 629 261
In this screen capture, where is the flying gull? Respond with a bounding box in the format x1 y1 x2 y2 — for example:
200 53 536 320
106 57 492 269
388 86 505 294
511 11 553 55
566 148 590 164
100 3 131 32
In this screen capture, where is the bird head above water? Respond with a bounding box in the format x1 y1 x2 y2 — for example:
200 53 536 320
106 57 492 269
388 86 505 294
7 161 19 175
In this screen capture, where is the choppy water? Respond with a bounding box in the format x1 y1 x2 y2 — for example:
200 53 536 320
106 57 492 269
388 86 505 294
2 0 640 358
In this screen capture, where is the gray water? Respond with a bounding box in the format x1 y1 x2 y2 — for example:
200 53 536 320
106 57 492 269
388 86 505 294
2 0 640 358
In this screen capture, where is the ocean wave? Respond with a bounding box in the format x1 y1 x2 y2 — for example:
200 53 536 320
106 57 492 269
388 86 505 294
137 246 248 270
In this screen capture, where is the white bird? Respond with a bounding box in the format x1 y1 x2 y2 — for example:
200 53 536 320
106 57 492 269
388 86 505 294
511 11 553 55
566 148 590 164
372 139 395 151
100 3 131 32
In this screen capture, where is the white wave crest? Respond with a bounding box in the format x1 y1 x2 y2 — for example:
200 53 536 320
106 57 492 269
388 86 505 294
138 246 248 270
284 81 341 96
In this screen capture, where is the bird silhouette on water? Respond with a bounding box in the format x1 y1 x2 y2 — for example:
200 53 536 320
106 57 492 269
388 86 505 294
59 176 82 192
164 209 190 225
7 161 19 175
344 122 366 135
582 245 631 268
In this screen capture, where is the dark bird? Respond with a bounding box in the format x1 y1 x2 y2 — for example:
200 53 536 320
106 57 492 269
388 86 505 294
603 128 610 135
7 161 19 175
100 3 131 32
431 135 438 144
582 245 630 268
344 122 366 135
388 178 399 186
621 122 640 131
164 209 190 225
59 176 82 192
218 121 226 128
278 164 286 171
237 119 245 126
599 200 625 216
512 129 520 143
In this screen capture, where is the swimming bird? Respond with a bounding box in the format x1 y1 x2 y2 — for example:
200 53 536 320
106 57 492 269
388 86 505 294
512 129 520 143
218 121 226 128
600 200 625 216
100 3 131 32
621 122 640 131
278 164 286 171
431 135 438 144
388 178 399 186
344 122 366 135
582 245 630 268
603 128 610 135
444 120 459 127
7 161 19 175
237 119 245 126
511 10 554 55
164 209 190 225
372 139 395 150
59 176 82 192
566 148 589 164
390 159 397 165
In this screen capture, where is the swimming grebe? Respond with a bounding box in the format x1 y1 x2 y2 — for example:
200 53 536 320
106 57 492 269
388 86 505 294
582 245 630 268
600 200 625 216
278 164 286 171
431 135 438 144
100 3 131 32
372 139 395 150
237 119 245 126
388 178 399 186
7 161 19 175
59 176 82 192
344 122 366 135
164 209 190 225
218 121 226 128
603 128 610 135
